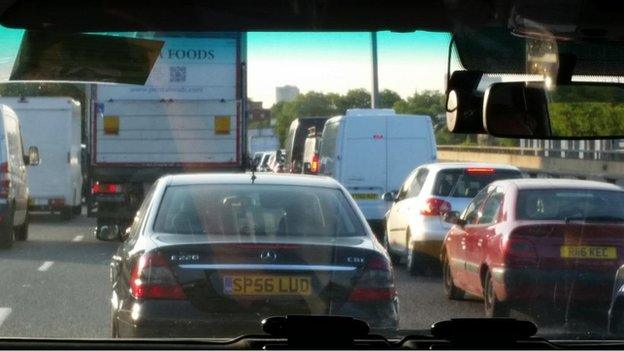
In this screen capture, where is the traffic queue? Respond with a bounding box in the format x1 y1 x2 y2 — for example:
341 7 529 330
253 108 624 332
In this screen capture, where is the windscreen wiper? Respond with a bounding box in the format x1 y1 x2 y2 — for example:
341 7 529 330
257 315 555 349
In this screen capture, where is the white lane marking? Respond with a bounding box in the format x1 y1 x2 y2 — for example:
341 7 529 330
0 308 11 327
72 235 84 242
37 261 54 272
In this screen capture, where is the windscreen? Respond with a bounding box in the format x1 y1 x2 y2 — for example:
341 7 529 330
153 184 365 237
517 189 624 221
433 169 522 198
0 23 623 343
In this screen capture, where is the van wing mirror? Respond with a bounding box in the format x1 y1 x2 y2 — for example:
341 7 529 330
382 191 397 202
25 146 40 166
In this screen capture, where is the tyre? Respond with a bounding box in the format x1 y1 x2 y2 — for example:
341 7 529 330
14 212 28 241
442 255 464 300
610 301 624 336
383 230 401 265
406 230 425 276
484 270 510 318
111 308 119 338
72 205 82 216
0 222 14 249
60 206 72 220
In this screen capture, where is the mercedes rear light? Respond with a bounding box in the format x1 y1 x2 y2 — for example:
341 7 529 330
130 252 186 300
0 162 8 198
91 182 123 194
420 197 452 216
348 256 396 302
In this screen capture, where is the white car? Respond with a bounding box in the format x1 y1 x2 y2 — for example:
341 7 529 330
383 163 523 275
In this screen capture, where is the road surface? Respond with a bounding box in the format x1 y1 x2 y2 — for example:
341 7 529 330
0 213 609 339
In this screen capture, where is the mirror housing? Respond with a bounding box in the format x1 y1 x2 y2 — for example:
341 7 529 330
382 191 396 202
483 82 552 138
25 146 40 166
443 211 466 227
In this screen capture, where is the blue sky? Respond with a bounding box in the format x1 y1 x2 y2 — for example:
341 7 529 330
0 29 450 106
247 31 450 105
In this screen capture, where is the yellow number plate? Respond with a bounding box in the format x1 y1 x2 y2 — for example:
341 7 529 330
351 193 379 200
560 246 617 259
223 275 311 296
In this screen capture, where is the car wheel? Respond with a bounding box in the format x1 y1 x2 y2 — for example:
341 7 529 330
0 227 14 249
383 230 401 265
14 211 29 241
111 308 119 338
60 207 72 221
72 205 82 216
484 270 509 318
443 255 464 300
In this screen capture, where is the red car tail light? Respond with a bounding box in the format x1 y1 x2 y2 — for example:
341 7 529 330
348 256 396 302
130 252 186 300
421 198 452 216
92 182 123 194
503 237 538 267
0 162 9 198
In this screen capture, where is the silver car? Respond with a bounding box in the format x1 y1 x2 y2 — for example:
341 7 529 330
383 163 522 276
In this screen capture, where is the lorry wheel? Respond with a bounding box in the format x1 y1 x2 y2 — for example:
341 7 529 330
14 212 29 241
60 207 72 221
72 205 82 216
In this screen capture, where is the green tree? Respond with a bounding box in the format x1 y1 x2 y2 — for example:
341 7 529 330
393 90 445 117
336 88 371 112
379 89 402 108
272 91 338 146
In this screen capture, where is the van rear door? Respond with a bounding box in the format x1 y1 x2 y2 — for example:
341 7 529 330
386 116 436 192
341 115 386 200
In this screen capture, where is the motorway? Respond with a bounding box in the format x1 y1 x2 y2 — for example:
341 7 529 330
0 212 610 339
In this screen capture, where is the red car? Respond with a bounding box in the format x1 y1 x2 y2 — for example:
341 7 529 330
441 178 624 318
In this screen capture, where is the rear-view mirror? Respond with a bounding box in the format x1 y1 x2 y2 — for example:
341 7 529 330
483 82 624 139
26 146 39 166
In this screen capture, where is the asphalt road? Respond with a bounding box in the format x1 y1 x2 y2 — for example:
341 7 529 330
0 213 611 339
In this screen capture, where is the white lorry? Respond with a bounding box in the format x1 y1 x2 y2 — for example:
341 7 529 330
86 32 247 240
318 109 437 239
0 97 82 220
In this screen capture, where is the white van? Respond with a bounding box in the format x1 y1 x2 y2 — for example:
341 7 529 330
319 109 437 237
0 97 82 220
0 105 39 247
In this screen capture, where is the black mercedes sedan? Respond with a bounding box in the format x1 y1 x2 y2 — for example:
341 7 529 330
110 173 399 338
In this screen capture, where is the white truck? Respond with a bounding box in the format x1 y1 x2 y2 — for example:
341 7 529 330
86 32 247 240
0 97 82 220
